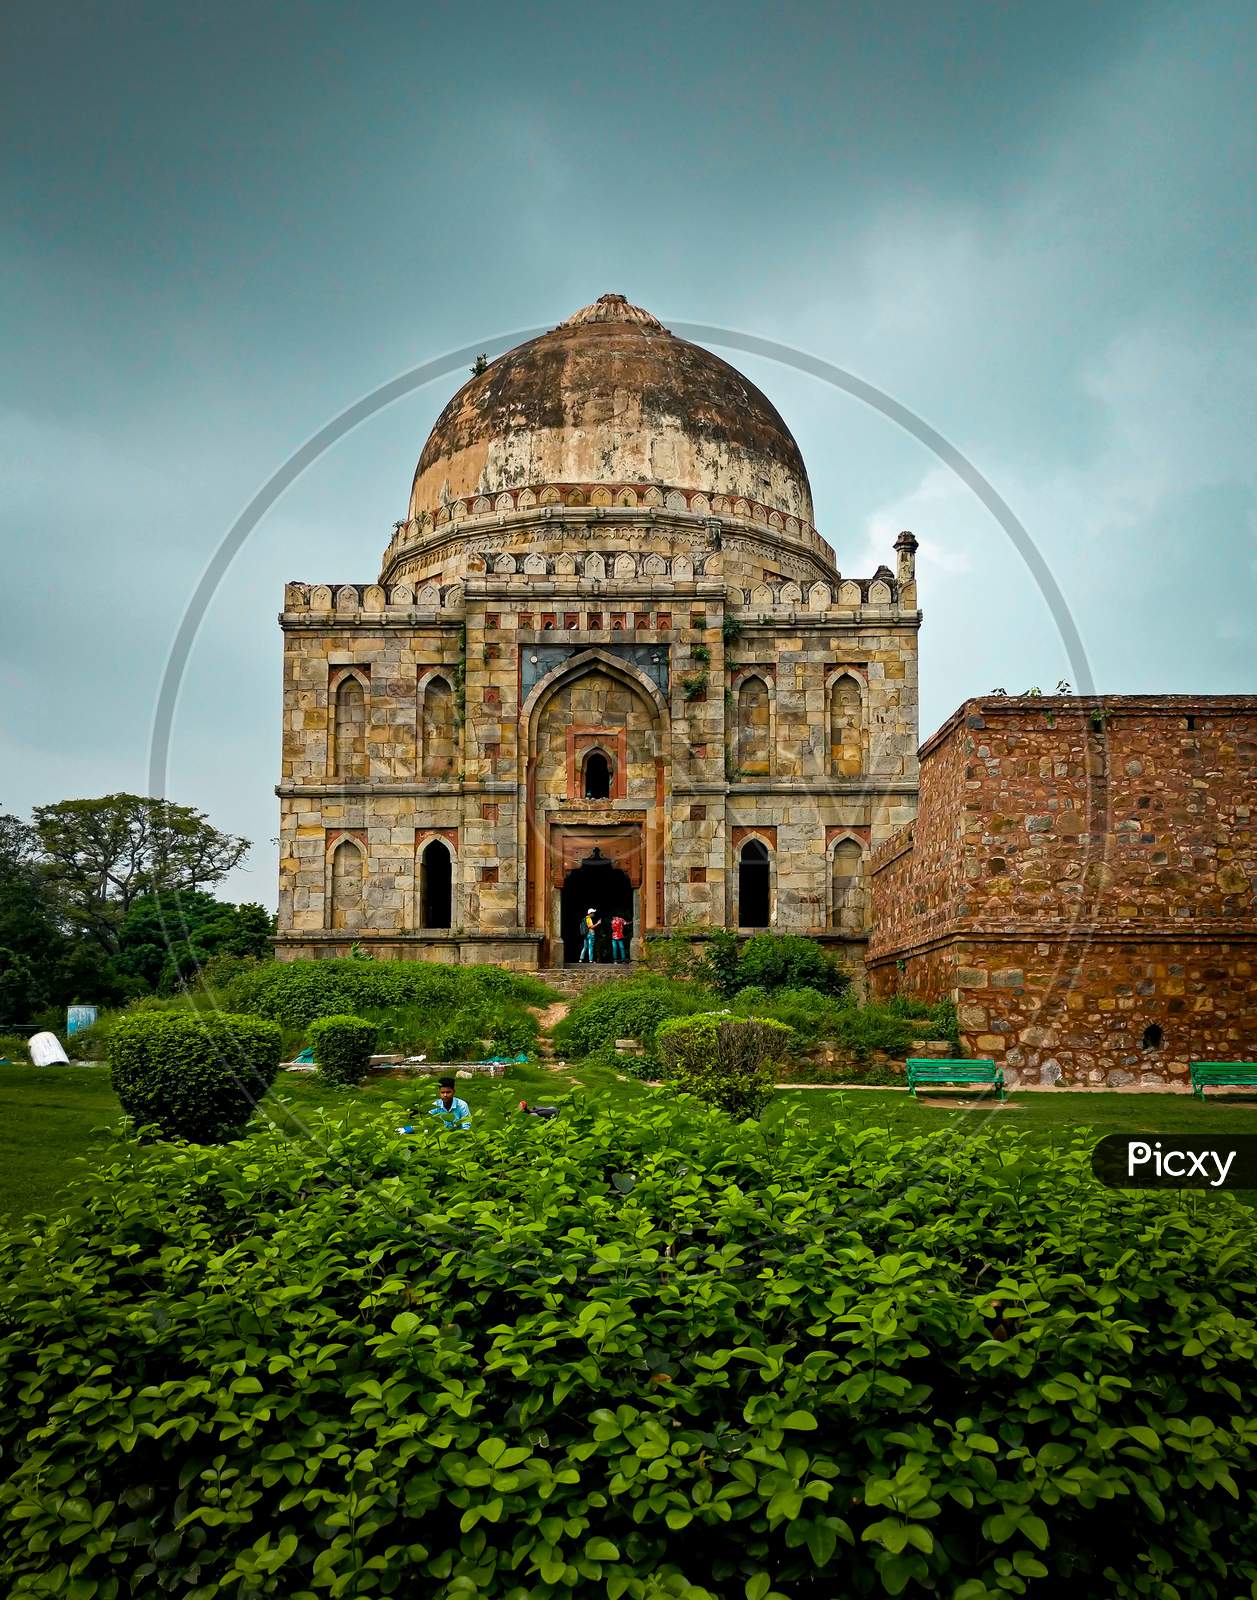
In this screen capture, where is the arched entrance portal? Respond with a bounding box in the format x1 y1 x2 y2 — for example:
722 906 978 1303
560 847 633 964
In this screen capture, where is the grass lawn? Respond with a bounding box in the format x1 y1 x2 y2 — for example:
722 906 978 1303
2 1062 1255 1223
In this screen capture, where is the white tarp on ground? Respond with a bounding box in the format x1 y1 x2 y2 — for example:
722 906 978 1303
28 1031 69 1066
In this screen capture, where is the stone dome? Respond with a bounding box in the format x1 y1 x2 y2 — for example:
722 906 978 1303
407 294 814 528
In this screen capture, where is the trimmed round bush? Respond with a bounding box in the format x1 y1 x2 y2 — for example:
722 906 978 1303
308 1012 377 1086
2 1109 1256 1596
108 1011 282 1142
656 1011 792 1118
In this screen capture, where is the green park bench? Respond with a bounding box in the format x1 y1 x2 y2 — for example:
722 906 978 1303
906 1058 1005 1101
1190 1062 1257 1100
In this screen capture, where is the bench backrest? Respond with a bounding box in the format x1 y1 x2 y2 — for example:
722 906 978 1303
1190 1062 1257 1079
907 1059 999 1077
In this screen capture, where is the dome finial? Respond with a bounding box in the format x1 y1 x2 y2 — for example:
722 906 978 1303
559 295 667 331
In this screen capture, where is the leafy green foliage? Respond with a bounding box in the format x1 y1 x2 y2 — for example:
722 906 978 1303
732 934 848 997
107 1010 282 1142
645 934 850 1004
553 975 711 1060
32 793 250 951
225 958 549 1029
702 928 741 995
308 1013 378 1087
656 1012 790 1118
2 1106 1256 1597
826 999 958 1061
115 891 274 993
222 960 546 1063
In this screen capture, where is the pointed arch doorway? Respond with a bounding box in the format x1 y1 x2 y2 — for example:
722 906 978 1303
560 847 633 964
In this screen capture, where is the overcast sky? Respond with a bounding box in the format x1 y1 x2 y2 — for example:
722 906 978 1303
2 1 1254 908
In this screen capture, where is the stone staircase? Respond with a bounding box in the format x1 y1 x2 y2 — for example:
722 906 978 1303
534 963 638 1067
540 963 637 998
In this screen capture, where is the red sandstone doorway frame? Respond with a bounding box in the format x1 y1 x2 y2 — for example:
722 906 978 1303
543 818 650 964
518 649 670 966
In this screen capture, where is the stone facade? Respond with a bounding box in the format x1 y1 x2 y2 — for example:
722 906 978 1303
867 696 1257 1086
275 297 921 967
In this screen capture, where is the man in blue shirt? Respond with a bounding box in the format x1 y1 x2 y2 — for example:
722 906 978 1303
427 1076 472 1132
398 1077 472 1135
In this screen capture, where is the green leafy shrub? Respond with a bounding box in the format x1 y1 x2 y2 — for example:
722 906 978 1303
641 925 704 979
308 1013 377 1086
656 1012 791 1118
824 997 959 1061
436 1009 490 1062
0 1034 29 1064
225 958 551 1028
552 975 710 1060
3 1108 1255 1597
701 927 741 995
222 960 546 1062
885 991 960 1046
729 984 851 1044
735 932 848 995
107 1011 282 1142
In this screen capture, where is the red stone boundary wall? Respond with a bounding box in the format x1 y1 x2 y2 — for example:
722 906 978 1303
869 696 1257 1085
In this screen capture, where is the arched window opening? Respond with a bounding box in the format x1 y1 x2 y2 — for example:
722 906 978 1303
829 674 863 777
329 839 364 929
583 749 613 800
332 675 367 780
420 676 456 778
418 840 453 930
831 839 865 934
738 839 771 928
1141 1023 1164 1050
736 677 771 777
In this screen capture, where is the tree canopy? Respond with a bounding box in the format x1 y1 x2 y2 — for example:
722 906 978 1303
0 796 265 1022
32 794 249 952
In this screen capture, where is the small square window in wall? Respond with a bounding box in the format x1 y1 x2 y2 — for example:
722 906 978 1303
564 612 579 629
483 743 500 766
690 743 708 758
689 866 707 884
486 642 501 660
481 865 499 884
690 803 707 820
611 613 625 630
635 612 650 630
481 802 499 822
587 612 602 630
656 612 672 629
541 613 557 630
518 612 534 629
484 686 501 705
690 612 704 630
486 612 500 628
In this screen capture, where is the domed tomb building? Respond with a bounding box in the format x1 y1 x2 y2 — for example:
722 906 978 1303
276 295 921 965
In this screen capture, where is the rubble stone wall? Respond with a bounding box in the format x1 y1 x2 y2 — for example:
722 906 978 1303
868 696 1257 1085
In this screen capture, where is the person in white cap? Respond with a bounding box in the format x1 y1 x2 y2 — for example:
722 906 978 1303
579 906 601 963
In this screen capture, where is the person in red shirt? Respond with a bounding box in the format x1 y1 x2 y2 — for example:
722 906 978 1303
610 913 628 963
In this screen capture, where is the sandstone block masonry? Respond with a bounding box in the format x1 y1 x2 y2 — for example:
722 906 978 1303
867 696 1257 1086
274 511 921 967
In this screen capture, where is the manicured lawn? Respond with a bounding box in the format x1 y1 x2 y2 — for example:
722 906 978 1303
2 1062 1255 1222
0 1061 634 1222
